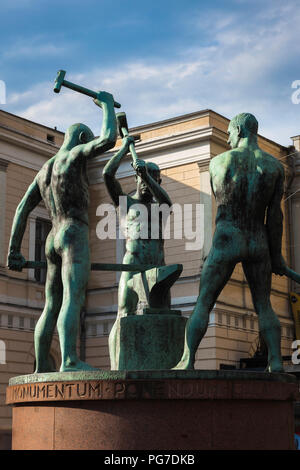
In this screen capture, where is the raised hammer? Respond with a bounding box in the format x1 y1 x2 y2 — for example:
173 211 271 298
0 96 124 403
116 112 139 166
53 70 121 108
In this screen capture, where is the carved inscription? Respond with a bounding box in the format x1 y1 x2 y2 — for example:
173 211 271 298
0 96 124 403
7 378 290 404
168 380 232 399
112 380 166 400
6 380 170 403
6 381 103 404
6 379 233 404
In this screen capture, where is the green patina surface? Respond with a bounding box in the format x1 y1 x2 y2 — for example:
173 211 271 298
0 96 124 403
7 91 118 373
6 98 186 374
9 369 297 386
103 116 185 370
7 94 297 378
113 313 187 370
175 113 291 373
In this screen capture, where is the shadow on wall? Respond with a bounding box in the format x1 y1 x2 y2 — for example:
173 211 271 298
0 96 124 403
0 431 11 450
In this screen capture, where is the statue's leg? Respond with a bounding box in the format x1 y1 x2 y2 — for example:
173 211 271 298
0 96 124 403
109 271 138 369
174 252 235 369
34 256 63 372
242 259 283 372
118 271 139 316
57 226 97 372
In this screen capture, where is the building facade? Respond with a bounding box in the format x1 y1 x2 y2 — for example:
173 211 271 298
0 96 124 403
0 108 298 448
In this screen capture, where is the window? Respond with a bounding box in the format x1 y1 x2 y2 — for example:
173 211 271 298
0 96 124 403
103 322 109 336
91 324 97 336
35 218 51 283
47 134 55 144
0 340 5 364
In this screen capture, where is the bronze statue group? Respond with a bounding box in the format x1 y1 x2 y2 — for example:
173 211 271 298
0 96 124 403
7 84 297 374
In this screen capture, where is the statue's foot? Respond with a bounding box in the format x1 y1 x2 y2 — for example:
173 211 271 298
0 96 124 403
60 360 100 372
267 359 284 373
172 359 194 370
34 360 56 373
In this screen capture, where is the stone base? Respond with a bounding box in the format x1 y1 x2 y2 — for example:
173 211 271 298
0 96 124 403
6 370 299 450
110 313 187 370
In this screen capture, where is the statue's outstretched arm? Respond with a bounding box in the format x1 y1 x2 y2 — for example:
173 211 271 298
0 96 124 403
7 178 42 271
266 164 285 274
79 92 117 159
102 136 134 207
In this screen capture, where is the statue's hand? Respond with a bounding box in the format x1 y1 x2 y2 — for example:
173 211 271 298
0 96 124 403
133 158 147 178
7 251 26 272
122 135 135 150
93 91 115 108
271 254 286 276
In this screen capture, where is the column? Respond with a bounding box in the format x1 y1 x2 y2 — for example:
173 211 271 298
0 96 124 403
0 159 8 267
197 159 213 262
290 136 300 293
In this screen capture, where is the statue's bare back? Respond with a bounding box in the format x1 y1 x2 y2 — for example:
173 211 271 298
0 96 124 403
210 146 283 262
175 113 286 372
37 149 89 228
7 92 118 372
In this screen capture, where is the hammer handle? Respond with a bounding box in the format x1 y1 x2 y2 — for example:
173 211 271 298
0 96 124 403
25 261 47 269
23 261 157 272
62 79 121 108
120 126 138 164
284 266 300 284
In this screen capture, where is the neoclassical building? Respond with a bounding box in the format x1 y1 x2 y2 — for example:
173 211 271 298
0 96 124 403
0 108 299 448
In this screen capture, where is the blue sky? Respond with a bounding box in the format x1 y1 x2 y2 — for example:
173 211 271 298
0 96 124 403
1 0 300 146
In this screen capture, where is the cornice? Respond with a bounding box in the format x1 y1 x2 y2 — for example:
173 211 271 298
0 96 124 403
87 126 227 184
0 123 60 151
0 126 58 170
0 158 9 172
128 109 212 134
0 121 229 176
197 158 211 172
90 125 226 167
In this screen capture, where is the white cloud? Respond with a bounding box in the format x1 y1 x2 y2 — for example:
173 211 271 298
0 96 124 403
2 36 69 60
6 0 300 146
3 43 66 59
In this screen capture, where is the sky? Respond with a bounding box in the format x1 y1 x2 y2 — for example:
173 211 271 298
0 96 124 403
1 0 300 146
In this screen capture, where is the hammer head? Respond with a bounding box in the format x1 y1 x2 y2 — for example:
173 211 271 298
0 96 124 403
116 112 129 137
53 70 66 93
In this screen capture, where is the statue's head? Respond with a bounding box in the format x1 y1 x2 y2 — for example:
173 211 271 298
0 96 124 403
63 123 94 149
136 162 161 200
228 113 258 149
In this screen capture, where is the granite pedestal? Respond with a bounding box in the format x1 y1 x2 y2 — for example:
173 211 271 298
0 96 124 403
6 370 299 450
